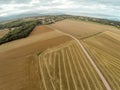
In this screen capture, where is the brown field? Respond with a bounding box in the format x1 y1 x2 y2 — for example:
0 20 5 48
51 19 120 89
0 25 72 90
1 19 120 90
51 19 120 39
30 25 53 36
0 29 9 38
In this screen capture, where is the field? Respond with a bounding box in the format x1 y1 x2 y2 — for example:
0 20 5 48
51 19 120 39
0 25 72 90
51 19 120 90
82 32 120 89
37 40 106 90
0 19 120 90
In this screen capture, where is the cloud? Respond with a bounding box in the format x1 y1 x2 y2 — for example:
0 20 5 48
0 0 120 21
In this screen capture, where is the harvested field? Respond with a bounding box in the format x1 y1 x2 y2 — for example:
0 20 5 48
83 32 120 89
0 25 72 90
50 19 120 90
37 40 106 90
30 25 53 36
51 19 120 39
0 29 9 38
1 19 120 90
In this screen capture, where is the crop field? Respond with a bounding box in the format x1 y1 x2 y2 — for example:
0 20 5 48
37 40 106 90
1 19 120 90
50 19 120 90
82 32 120 90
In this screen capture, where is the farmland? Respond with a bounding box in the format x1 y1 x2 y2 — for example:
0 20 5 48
82 32 120 90
0 18 120 90
51 19 120 90
0 25 72 90
51 19 120 39
37 40 106 90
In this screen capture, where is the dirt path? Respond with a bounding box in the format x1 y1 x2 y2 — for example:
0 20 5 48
48 25 112 90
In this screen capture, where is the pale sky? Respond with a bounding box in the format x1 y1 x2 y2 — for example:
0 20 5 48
0 0 120 21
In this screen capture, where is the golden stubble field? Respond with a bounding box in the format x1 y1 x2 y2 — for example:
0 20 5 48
51 19 120 39
0 19 120 90
82 32 120 90
51 19 120 89
37 40 106 90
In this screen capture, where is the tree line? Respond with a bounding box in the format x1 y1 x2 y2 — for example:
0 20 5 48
0 20 42 44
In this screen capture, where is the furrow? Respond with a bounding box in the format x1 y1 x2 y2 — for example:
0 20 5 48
38 56 47 90
44 54 56 90
68 45 85 90
66 48 78 90
61 49 70 90
58 52 62 90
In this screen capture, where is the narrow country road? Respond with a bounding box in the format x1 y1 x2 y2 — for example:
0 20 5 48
47 25 112 90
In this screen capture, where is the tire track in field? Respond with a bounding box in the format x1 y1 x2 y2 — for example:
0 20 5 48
71 44 91 90
61 50 70 90
65 49 77 90
72 44 102 90
74 44 102 90
37 41 106 90
68 45 85 90
74 45 93 90
44 55 56 90
77 47 100 90
48 25 112 90
53 52 56 81
93 51 120 89
38 56 47 90
58 52 62 90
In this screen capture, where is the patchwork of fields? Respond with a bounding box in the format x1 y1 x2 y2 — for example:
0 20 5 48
51 19 120 90
0 19 120 90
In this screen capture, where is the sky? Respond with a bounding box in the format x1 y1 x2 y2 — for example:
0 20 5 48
0 0 120 21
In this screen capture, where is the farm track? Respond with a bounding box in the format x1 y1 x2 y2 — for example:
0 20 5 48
37 40 106 90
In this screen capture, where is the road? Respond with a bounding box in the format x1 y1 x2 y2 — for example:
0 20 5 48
47 25 112 90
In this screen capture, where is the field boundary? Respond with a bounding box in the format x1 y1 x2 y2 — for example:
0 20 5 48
80 32 102 40
48 25 112 90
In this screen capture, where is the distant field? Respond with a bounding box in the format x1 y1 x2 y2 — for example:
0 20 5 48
0 29 9 38
51 19 120 39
